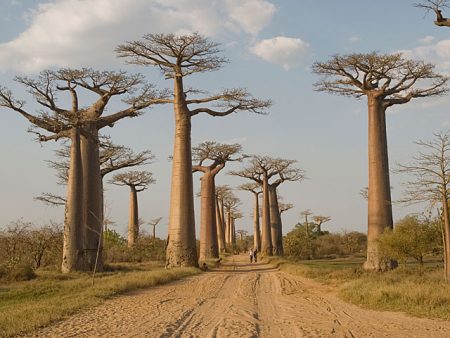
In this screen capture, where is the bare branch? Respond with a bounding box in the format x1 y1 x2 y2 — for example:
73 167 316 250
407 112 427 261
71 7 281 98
108 170 155 191
117 33 228 78
34 193 66 207
313 52 448 105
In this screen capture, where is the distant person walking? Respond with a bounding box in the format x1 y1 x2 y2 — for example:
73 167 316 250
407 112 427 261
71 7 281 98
253 249 258 263
249 249 254 263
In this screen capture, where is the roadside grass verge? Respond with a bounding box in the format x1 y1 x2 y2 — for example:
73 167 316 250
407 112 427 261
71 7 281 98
0 264 200 337
270 257 450 320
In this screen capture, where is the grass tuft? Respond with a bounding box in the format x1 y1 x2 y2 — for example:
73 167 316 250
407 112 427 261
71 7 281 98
273 257 450 320
0 265 199 337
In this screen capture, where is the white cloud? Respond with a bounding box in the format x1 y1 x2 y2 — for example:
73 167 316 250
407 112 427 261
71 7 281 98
0 0 277 73
224 0 276 35
348 36 361 44
396 38 450 74
418 35 435 44
249 36 310 70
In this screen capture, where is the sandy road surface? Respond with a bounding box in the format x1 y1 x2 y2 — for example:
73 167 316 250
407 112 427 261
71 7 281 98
23 255 450 338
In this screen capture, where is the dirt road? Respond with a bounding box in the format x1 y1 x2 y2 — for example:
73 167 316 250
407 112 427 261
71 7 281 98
24 255 450 337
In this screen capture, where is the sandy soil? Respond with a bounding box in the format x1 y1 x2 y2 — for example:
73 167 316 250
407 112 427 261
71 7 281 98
22 255 450 338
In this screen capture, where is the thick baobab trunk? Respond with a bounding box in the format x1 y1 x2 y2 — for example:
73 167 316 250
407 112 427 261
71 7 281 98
226 211 232 245
166 76 198 267
364 97 394 271
199 171 219 262
269 186 281 255
269 186 283 256
128 186 139 247
261 174 273 256
81 122 104 272
442 193 450 282
231 218 236 246
253 192 261 251
62 127 85 273
216 197 225 253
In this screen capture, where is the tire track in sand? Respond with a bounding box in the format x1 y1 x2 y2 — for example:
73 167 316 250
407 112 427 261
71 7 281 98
22 256 450 338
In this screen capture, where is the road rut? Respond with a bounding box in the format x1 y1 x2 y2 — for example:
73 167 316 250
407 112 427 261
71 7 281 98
23 255 450 337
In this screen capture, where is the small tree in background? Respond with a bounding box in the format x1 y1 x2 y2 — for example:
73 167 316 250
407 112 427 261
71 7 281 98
378 215 442 273
396 132 450 281
109 171 155 247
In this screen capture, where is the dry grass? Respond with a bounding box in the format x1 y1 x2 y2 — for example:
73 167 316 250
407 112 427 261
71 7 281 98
0 265 200 337
272 257 450 320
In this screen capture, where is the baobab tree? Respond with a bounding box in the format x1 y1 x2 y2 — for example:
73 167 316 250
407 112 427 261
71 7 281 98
222 192 241 249
396 132 450 282
37 137 154 206
236 229 248 241
268 159 305 256
300 210 313 234
231 157 274 255
109 171 155 247
313 52 448 271
149 217 163 240
230 210 243 246
192 141 243 262
279 201 294 215
117 33 271 268
416 0 450 26
216 185 231 252
0 72 85 272
1 68 167 272
232 156 305 255
239 183 262 251
312 215 331 234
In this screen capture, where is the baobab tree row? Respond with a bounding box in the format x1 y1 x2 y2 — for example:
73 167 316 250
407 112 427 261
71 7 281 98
0 69 168 273
116 33 272 267
0 33 271 271
232 156 306 256
36 137 156 248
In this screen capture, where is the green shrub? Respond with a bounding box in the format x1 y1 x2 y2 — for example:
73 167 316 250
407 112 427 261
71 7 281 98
378 215 442 272
9 262 36 281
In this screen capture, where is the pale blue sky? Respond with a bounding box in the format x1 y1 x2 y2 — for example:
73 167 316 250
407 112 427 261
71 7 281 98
1 0 450 239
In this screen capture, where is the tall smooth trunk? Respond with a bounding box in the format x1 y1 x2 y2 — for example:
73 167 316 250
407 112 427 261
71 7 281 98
62 127 84 273
364 97 394 271
166 76 198 267
226 211 232 245
128 186 139 247
216 197 225 253
81 122 103 272
253 192 261 251
199 172 219 262
261 173 273 255
442 192 450 282
269 186 283 256
269 186 280 255
231 218 236 245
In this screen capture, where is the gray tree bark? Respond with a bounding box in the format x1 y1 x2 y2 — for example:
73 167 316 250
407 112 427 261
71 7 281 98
166 76 198 267
261 173 273 256
216 197 225 253
198 171 219 262
128 186 139 247
364 96 394 271
62 127 85 273
81 122 104 271
252 192 261 251
269 185 283 256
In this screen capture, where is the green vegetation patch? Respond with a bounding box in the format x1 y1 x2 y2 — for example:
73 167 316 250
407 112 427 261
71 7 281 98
0 266 199 337
275 258 450 320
